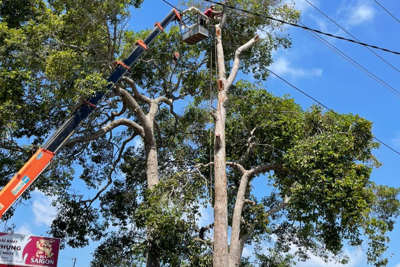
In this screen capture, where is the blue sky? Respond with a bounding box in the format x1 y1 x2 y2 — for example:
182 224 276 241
2 0 400 266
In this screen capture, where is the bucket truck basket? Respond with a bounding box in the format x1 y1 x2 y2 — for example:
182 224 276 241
180 10 209 45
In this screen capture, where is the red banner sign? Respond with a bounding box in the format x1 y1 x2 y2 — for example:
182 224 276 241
0 233 60 267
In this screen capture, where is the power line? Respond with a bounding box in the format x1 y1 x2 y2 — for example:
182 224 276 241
267 68 400 156
162 0 400 154
299 21 400 99
302 1 400 98
205 0 400 56
373 0 400 25
161 0 183 12
304 0 400 76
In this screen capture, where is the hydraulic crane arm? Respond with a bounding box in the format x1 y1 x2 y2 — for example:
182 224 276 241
0 9 182 219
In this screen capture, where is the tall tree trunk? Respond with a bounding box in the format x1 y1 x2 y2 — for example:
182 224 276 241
115 85 161 267
145 135 160 267
145 136 159 190
212 17 259 264
213 99 229 267
145 103 161 267
213 23 229 267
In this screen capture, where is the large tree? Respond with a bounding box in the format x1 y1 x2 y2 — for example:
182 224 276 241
185 1 400 267
1 0 213 265
0 0 399 267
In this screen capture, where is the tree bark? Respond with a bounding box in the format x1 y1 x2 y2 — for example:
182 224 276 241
144 100 160 190
115 85 161 267
227 163 281 267
229 171 250 267
212 17 260 265
213 22 229 267
213 21 258 267
145 100 160 267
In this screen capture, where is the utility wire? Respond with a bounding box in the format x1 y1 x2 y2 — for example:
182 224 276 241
373 0 400 25
205 0 400 56
208 0 400 98
299 21 400 99
305 0 400 75
302 1 400 98
163 0 400 154
161 0 183 12
267 68 400 156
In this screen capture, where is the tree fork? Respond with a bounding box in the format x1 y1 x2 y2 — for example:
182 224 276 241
212 14 260 264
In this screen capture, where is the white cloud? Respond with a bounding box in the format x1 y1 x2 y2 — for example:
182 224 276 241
242 246 252 258
340 1 375 27
31 191 56 227
394 263 400 267
312 14 329 32
296 0 320 15
349 4 375 25
133 136 143 148
295 248 365 267
392 132 400 148
16 224 33 236
196 203 213 227
282 0 320 15
270 57 323 78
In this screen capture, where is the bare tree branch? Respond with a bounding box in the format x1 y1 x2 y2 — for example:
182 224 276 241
248 163 282 177
226 161 246 175
228 161 281 266
226 35 259 90
238 127 258 165
122 77 152 104
102 16 112 61
113 87 153 135
244 199 255 206
111 100 127 119
265 195 290 217
80 133 138 205
195 162 214 170
155 96 180 133
220 1 229 28
66 118 144 146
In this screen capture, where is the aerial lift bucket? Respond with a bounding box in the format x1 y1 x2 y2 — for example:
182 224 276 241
180 12 209 45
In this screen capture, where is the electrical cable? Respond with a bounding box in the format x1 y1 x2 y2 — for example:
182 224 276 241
373 0 400 25
162 0 400 154
267 68 400 156
305 0 400 75
161 0 183 13
204 0 400 56
299 21 400 99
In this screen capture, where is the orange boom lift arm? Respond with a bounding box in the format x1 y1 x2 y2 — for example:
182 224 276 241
0 9 182 218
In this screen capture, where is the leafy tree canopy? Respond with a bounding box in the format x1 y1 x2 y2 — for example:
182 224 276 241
0 0 399 266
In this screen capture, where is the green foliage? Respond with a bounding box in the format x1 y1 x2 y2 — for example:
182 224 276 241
123 25 210 98
0 0 43 28
255 247 296 267
1 1 399 267
181 0 300 80
225 84 399 265
50 194 106 248
0 6 147 265
132 171 210 265
186 80 399 265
